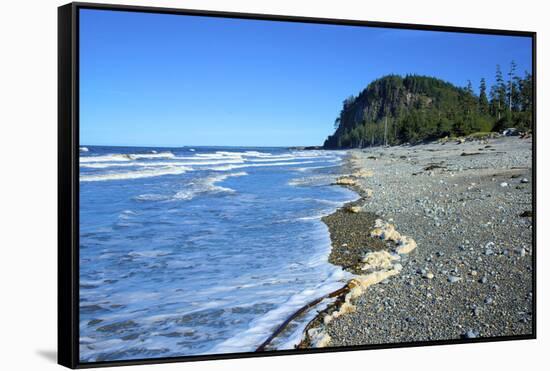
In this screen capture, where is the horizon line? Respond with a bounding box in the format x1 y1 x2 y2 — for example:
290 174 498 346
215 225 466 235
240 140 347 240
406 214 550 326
79 144 323 149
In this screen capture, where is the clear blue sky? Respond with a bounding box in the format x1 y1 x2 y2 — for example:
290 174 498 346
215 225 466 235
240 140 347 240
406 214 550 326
80 9 532 147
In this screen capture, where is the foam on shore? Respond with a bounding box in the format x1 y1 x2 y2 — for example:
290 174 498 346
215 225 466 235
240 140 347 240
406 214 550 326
303 216 417 348
371 219 418 254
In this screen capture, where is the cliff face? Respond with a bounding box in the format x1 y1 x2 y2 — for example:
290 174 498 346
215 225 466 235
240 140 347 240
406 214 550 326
323 75 486 148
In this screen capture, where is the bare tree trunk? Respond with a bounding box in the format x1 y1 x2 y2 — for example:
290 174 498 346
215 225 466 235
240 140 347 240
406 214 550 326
384 117 388 146
508 76 513 112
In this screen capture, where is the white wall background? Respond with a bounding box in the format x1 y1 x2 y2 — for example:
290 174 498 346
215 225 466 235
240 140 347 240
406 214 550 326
0 0 546 369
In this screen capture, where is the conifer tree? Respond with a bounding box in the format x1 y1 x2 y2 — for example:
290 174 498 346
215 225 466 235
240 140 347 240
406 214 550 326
479 78 489 114
495 64 506 119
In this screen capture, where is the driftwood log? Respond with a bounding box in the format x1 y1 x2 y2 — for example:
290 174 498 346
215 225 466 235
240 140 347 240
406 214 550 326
255 282 352 352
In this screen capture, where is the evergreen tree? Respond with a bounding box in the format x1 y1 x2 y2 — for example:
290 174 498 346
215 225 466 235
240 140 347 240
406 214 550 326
519 71 533 112
507 61 517 112
495 64 506 119
323 71 533 149
479 78 489 114
489 84 498 117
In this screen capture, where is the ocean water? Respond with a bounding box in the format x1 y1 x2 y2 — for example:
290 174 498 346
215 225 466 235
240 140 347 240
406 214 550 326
79 146 357 362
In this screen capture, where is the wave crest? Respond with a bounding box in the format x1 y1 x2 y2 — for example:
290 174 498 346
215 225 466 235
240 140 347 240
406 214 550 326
80 166 190 182
173 172 248 201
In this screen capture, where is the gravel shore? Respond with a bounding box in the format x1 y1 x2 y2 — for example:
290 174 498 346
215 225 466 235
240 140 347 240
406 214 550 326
302 136 533 347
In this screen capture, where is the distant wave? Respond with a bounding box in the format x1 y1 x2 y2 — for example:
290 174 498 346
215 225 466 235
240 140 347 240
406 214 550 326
129 152 176 160
80 154 132 163
79 150 341 173
173 172 248 201
80 147 89 152
194 152 243 159
80 166 190 182
193 150 338 160
209 160 318 172
247 155 336 163
80 157 334 169
80 159 245 169
80 151 175 163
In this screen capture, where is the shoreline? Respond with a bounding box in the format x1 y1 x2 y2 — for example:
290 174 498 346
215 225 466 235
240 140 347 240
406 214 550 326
298 135 533 348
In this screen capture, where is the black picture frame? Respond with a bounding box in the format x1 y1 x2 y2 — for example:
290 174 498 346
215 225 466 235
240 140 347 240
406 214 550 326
58 2 537 368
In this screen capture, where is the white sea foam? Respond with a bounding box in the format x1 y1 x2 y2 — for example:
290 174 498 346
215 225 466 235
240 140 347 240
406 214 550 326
79 152 175 163
194 152 243 159
128 152 175 160
297 213 330 221
247 155 335 163
208 220 353 353
288 175 336 187
209 160 318 172
173 172 248 200
80 159 245 169
80 147 89 152
297 201 344 221
80 157 334 170
80 166 190 182
80 154 132 163
211 267 350 353
295 164 340 172
192 151 303 160
134 194 170 202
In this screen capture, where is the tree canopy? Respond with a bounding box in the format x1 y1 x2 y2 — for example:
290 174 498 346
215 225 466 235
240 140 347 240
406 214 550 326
324 65 532 149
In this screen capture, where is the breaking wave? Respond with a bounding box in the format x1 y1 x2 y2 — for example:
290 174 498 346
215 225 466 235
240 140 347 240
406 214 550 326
80 166 190 182
173 172 248 201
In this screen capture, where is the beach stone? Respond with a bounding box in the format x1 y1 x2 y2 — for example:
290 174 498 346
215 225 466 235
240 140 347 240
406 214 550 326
447 275 461 283
500 182 509 187
335 177 357 186
347 206 362 213
300 137 533 349
521 178 529 183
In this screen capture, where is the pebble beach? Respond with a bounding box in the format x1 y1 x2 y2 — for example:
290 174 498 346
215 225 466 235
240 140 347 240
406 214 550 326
300 135 534 347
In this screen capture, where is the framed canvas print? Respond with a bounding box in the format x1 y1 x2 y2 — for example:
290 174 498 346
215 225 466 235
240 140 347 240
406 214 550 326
58 2 536 368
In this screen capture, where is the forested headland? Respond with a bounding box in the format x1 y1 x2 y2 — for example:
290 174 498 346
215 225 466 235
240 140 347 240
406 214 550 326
323 63 532 149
